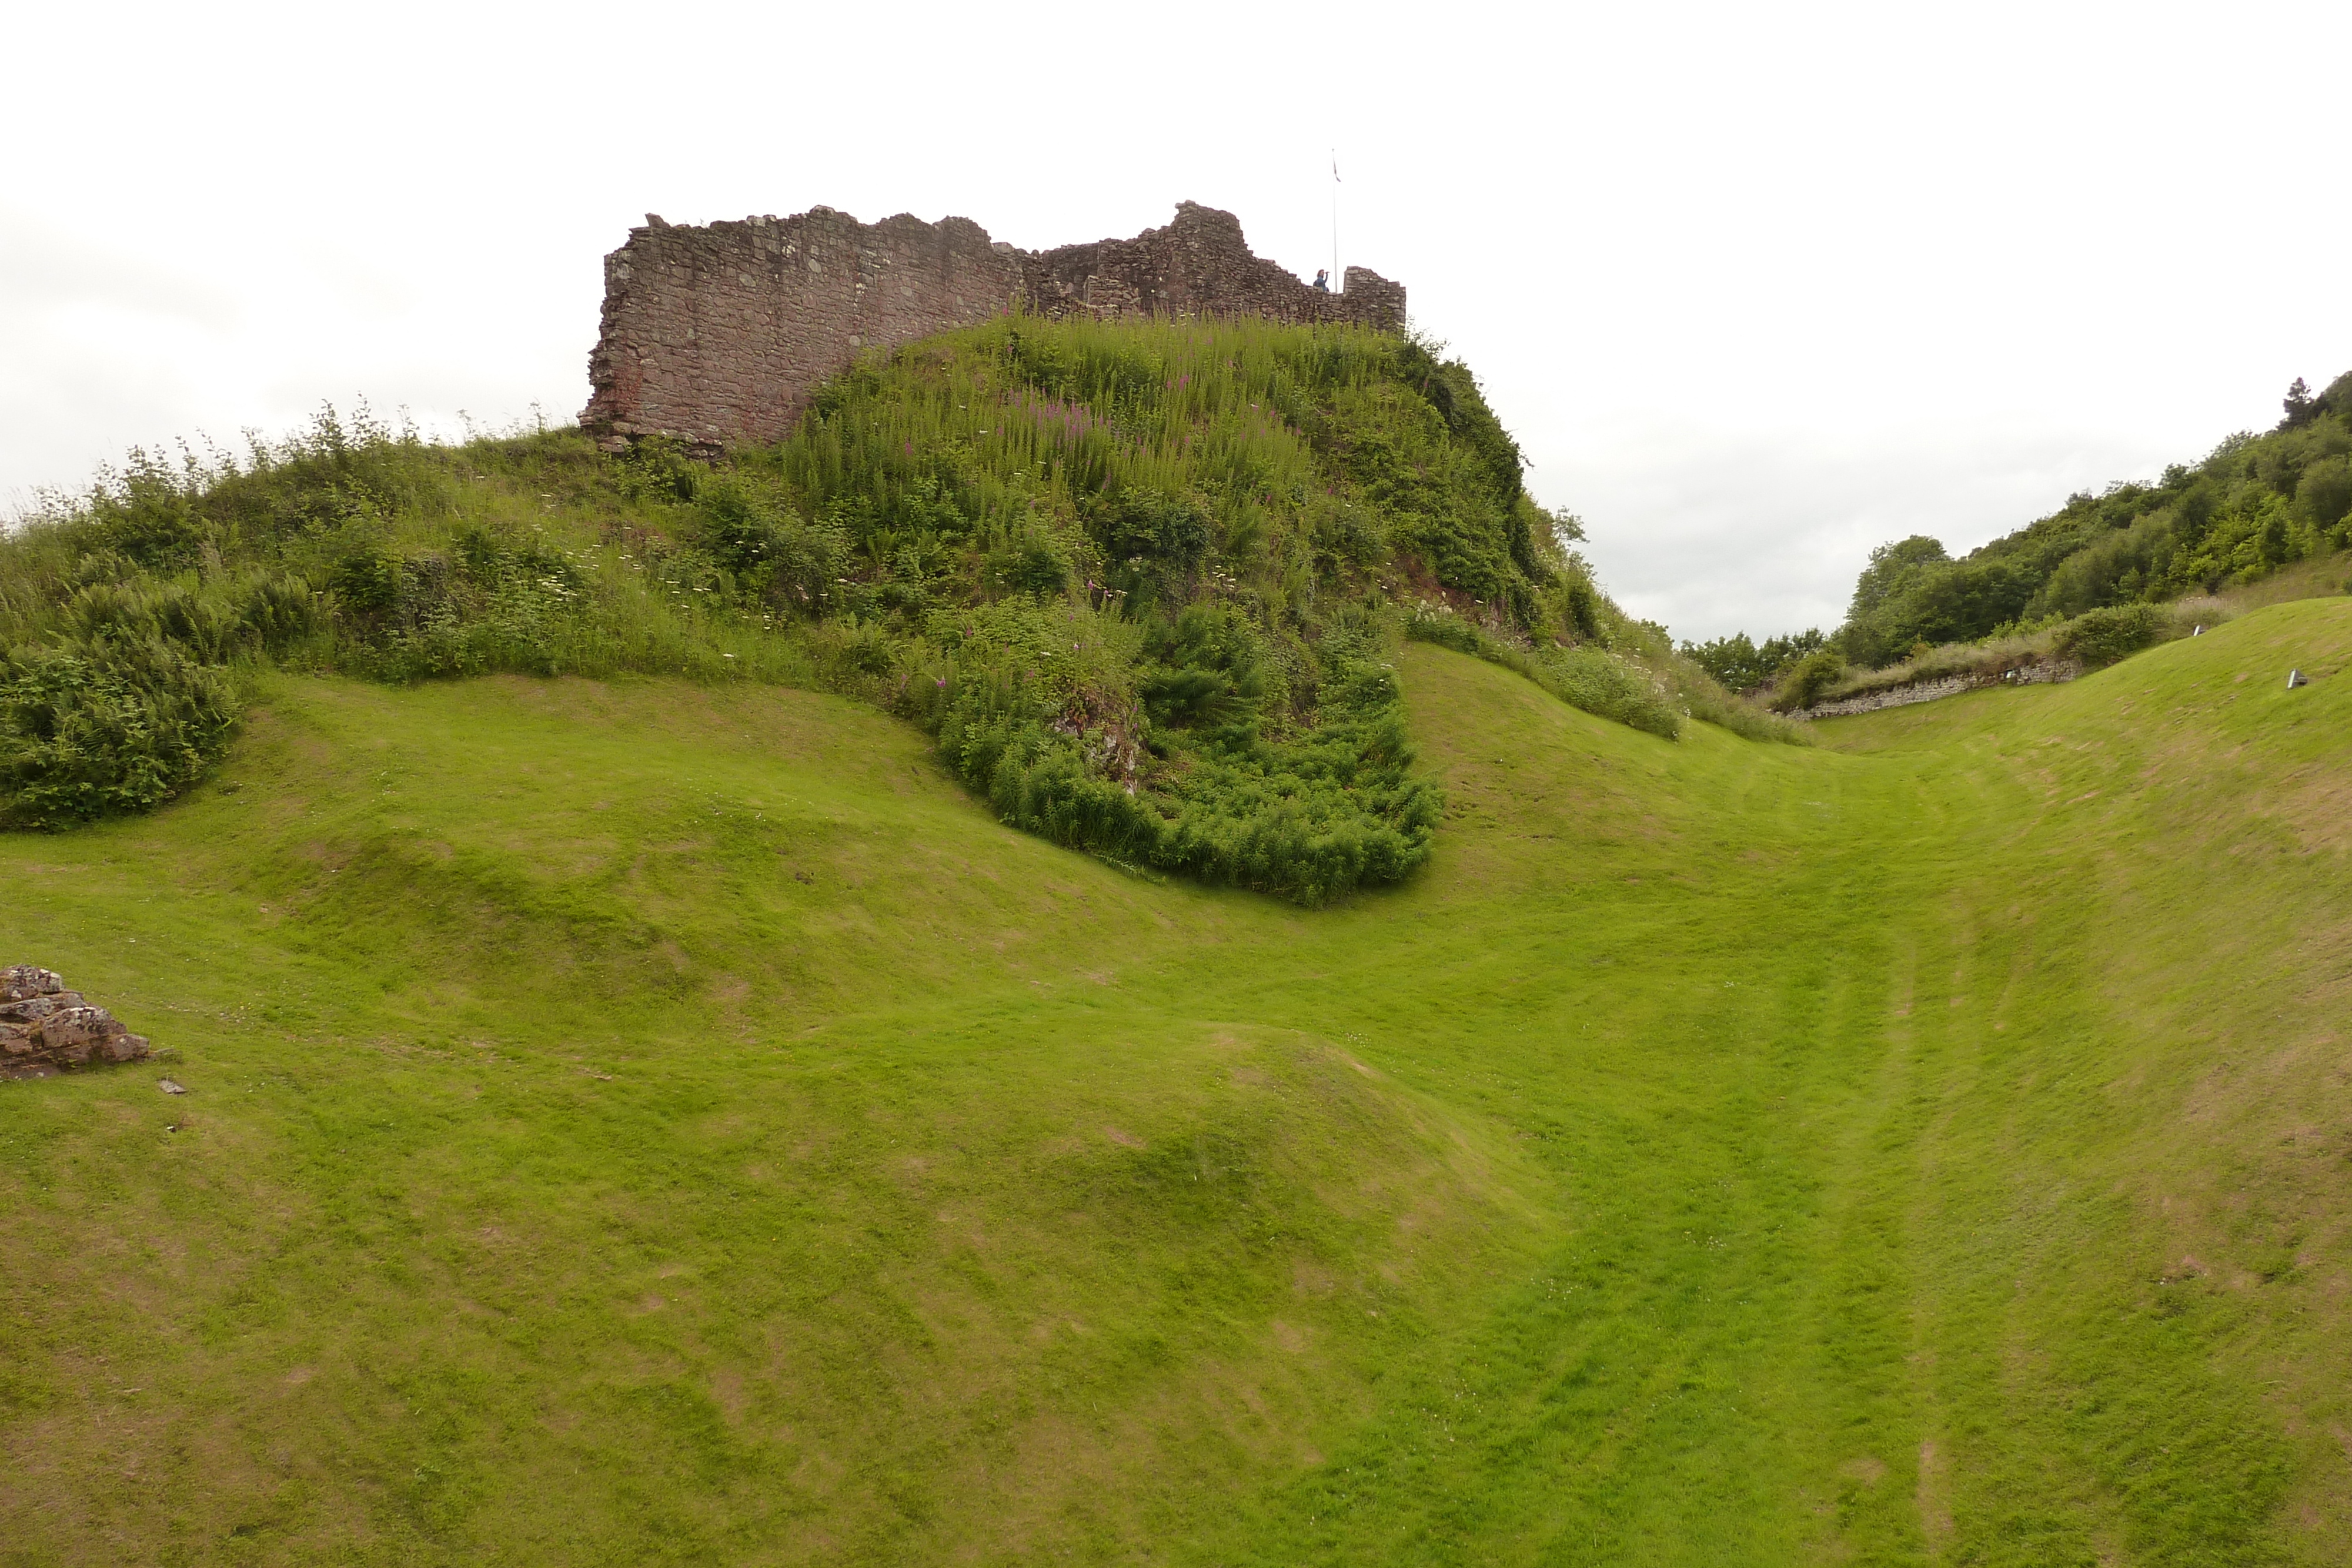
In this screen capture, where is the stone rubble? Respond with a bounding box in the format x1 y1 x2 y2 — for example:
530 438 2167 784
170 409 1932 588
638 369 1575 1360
0 965 152 1076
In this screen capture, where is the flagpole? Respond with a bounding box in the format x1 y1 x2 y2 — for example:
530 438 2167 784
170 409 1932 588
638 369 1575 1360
1330 150 1340 293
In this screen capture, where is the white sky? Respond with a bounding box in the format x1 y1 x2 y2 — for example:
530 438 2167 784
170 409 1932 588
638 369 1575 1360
6 0 2348 641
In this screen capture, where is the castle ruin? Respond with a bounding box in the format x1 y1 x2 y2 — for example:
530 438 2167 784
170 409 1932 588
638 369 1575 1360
581 201 1406 452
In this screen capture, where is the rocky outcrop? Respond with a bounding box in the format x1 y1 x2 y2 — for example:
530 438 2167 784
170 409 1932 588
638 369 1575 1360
0 966 151 1076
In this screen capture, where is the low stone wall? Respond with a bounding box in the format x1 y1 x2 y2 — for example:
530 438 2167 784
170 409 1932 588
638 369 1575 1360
582 200 1406 453
1 966 151 1076
1797 657 2080 720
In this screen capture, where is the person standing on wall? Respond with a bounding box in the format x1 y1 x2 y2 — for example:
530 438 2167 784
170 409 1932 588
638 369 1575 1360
1312 269 1330 292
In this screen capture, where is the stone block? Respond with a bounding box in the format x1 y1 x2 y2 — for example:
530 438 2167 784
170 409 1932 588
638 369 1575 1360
1 965 66 1002
0 991 83 1024
34 1006 128 1054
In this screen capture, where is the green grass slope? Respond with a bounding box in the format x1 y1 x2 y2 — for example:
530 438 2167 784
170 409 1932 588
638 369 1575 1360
4 599 2349 1564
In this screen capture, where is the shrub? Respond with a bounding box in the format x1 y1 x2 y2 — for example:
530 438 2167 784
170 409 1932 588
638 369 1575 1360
85 453 209 569
2294 457 2352 533
0 640 241 828
331 547 404 616
1775 649 1847 711
236 574 332 653
1090 488 1212 571
2054 603 2164 667
988 530 1073 598
921 604 1433 904
1140 605 1267 732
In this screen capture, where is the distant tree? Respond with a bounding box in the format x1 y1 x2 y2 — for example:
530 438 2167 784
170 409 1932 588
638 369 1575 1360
1846 536 1949 623
1679 627 1826 692
2296 458 2352 533
2282 377 2316 429
1759 628 1827 670
1679 631 1762 689
1840 536 1949 667
2318 370 2352 422
1877 557 2033 651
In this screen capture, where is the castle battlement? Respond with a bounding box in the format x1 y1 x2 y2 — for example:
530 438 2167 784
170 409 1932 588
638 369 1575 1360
582 201 1405 452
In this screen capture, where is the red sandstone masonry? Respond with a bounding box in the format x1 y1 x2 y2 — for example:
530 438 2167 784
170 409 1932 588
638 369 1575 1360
582 201 1405 453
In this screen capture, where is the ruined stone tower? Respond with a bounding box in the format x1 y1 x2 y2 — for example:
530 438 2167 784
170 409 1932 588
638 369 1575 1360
582 201 1406 452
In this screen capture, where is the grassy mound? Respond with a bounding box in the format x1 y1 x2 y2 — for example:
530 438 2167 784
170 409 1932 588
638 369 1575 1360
4 318 1790 899
4 596 2348 1562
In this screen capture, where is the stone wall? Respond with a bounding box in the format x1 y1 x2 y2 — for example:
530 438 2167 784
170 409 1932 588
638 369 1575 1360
582 201 1406 453
1796 657 2080 720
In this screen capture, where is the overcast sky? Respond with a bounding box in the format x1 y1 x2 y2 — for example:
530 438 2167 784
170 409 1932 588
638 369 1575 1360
8 0 2349 641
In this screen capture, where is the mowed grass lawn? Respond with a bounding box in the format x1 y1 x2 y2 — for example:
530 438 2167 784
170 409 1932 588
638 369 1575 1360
4 599 2348 1566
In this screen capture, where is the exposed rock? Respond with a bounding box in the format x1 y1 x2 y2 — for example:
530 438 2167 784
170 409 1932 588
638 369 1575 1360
1 965 66 1002
0 969 151 1076
0 991 84 1023
159 1078 187 1095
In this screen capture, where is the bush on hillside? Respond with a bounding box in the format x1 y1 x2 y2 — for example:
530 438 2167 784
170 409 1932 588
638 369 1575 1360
0 639 240 828
1773 649 1848 712
2053 603 2164 667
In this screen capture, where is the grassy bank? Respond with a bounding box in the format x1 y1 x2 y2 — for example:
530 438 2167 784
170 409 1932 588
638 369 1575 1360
4 595 2347 1563
5 317 1783 903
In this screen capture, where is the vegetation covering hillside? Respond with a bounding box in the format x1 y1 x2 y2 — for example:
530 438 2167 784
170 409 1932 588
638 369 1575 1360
0 316 1783 904
1685 370 2352 697
4 600 2348 1563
